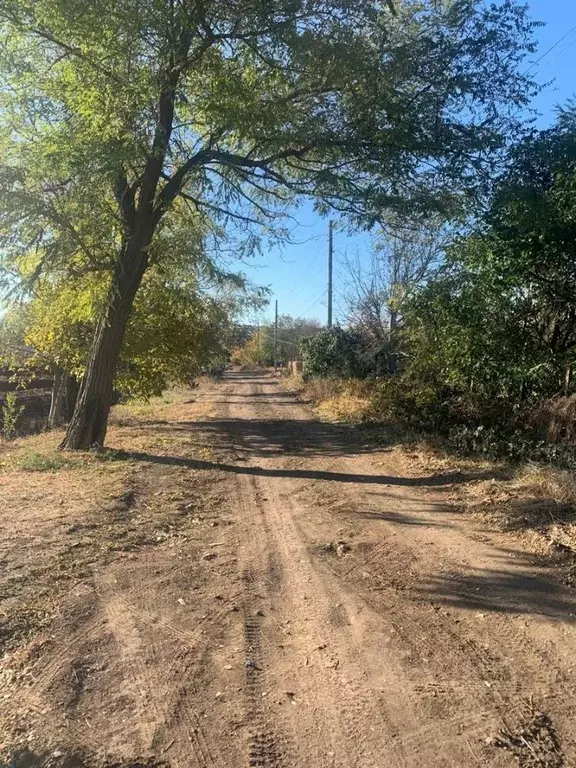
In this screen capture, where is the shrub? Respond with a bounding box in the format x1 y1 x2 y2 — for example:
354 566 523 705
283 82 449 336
1 392 24 440
301 328 368 379
363 377 445 428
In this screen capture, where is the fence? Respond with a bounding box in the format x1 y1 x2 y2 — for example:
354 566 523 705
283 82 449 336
0 368 54 434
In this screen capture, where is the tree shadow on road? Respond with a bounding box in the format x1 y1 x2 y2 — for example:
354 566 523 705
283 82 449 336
411 548 576 619
107 447 475 486
121 414 511 485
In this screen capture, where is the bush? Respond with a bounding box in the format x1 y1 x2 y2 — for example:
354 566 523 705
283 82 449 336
446 424 576 468
1 392 24 439
361 377 445 428
301 328 368 379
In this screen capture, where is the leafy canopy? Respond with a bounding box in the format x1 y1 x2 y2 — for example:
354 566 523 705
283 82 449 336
0 0 539 284
403 107 576 414
13 265 254 398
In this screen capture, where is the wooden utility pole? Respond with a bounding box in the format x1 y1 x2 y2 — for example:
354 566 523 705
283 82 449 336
256 319 261 367
274 300 278 371
327 220 334 328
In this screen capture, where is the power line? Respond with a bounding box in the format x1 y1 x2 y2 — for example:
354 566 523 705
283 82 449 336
301 290 327 316
524 23 576 73
537 33 576 74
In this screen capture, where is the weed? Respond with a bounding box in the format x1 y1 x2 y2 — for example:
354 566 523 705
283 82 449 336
2 392 25 440
15 451 69 472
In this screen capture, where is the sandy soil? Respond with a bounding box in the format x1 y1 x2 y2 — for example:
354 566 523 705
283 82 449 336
1 372 575 768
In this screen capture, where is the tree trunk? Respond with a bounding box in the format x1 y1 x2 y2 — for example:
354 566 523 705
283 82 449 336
48 367 69 429
388 309 398 374
60 245 148 450
65 375 80 420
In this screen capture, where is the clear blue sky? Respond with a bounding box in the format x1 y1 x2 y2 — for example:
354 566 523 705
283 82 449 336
243 0 576 327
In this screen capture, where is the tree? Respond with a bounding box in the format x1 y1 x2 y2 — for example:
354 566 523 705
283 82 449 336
301 327 367 379
24 269 243 392
402 106 576 420
232 314 321 367
8 248 256 426
231 330 263 368
343 220 446 373
274 315 322 364
0 305 31 367
0 0 538 447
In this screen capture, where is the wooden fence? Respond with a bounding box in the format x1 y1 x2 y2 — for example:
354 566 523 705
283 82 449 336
0 368 54 434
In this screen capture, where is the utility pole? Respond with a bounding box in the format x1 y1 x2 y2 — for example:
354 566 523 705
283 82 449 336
327 219 334 328
256 319 260 368
274 300 278 371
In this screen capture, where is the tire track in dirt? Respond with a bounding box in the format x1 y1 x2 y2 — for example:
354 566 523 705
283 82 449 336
243 380 471 764
293 477 572 763
96 563 231 768
15 588 108 751
233 472 294 768
99 589 162 749
192 379 293 765
216 373 575 766
224 379 412 767
11 372 574 767
299 473 576 758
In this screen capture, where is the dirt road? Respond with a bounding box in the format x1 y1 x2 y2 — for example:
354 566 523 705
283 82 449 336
2 372 576 767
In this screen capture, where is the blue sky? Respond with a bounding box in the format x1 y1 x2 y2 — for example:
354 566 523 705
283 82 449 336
243 0 576 327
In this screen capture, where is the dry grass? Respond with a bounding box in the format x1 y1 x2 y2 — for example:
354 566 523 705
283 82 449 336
456 463 576 563
533 394 576 444
284 375 576 570
0 383 220 659
491 699 564 768
285 376 375 423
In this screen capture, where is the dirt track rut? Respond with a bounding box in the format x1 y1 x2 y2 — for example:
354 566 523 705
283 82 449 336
3 371 576 768
197 373 576 767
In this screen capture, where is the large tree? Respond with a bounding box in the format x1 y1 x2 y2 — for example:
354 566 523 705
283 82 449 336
0 0 537 447
403 107 576 414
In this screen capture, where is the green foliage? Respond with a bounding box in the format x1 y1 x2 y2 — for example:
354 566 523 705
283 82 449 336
364 376 445 428
232 330 262 367
14 450 69 472
15 264 250 400
403 113 576 417
0 0 539 284
1 392 24 439
0 0 539 446
0 305 30 366
445 425 576 468
232 315 321 367
301 328 368 379
24 274 107 378
119 269 240 398
288 107 576 466
349 106 576 460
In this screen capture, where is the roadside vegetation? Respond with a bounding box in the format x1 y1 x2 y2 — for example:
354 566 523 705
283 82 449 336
0 0 573 575
277 117 576 563
286 110 576 464
3 3 576 765
0 0 538 449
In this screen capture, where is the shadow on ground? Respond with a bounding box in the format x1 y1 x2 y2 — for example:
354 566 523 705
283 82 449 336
112 373 508 488
107 448 502 488
412 547 576 619
1 750 162 768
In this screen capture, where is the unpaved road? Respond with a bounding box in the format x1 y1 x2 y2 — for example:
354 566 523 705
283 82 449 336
2 372 576 768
